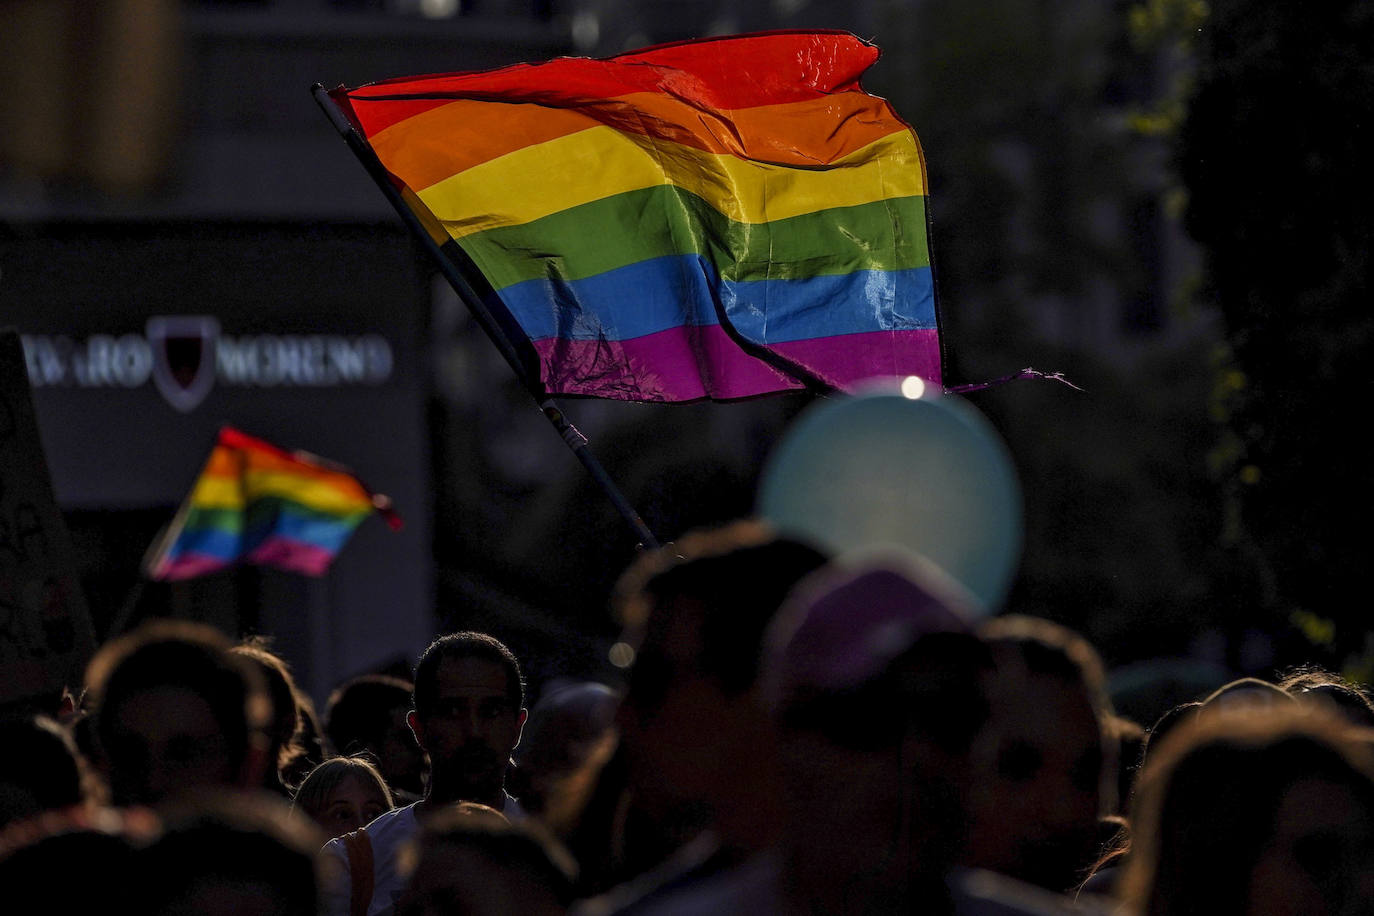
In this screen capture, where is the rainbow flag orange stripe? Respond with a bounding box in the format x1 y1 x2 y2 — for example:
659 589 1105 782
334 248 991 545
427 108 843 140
145 426 401 580
333 31 941 401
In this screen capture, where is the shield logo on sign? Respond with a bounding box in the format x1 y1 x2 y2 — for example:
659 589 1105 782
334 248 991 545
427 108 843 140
147 316 220 412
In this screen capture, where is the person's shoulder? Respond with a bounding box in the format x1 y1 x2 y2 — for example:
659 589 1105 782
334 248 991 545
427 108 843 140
362 802 420 841
320 802 417 851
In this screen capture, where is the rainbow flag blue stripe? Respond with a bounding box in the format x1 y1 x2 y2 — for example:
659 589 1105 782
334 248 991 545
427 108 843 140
145 427 400 580
333 31 941 401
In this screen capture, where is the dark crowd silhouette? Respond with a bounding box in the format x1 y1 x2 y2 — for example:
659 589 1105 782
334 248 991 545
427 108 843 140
4 519 1374 915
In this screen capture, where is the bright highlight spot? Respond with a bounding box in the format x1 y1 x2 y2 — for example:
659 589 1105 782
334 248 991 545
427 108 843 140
900 375 926 400
419 0 458 18
608 641 636 668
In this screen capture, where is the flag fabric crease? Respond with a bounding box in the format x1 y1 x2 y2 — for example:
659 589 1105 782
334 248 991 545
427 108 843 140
330 31 942 402
144 426 401 581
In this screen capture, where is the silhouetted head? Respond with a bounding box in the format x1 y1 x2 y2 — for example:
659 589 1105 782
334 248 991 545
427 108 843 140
962 614 1112 892
1122 705 1374 916
395 805 576 916
511 680 619 822
612 520 828 840
409 632 527 808
85 620 269 807
1200 677 1298 717
137 793 323 916
324 673 424 797
762 554 988 913
1278 668 1374 729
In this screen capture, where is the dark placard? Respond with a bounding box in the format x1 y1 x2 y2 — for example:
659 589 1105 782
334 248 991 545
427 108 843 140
0 328 96 707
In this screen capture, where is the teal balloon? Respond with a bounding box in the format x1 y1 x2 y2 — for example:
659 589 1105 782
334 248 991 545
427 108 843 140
757 384 1023 615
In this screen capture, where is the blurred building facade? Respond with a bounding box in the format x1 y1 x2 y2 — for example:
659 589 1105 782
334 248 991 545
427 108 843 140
1 0 1207 702
1 0 575 702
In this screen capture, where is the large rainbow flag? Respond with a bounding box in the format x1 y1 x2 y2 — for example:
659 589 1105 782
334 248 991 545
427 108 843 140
144 426 401 580
330 31 941 402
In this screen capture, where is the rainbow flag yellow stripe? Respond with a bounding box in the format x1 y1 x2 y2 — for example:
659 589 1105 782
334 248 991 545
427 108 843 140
145 426 400 580
414 128 924 240
334 31 942 401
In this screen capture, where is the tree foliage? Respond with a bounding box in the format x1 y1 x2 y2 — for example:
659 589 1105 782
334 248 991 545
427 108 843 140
862 0 1231 664
1178 0 1374 661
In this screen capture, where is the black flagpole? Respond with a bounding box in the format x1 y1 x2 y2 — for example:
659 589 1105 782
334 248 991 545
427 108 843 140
312 84 659 550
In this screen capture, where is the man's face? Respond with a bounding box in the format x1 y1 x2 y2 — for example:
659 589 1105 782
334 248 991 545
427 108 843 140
410 657 525 801
103 686 239 807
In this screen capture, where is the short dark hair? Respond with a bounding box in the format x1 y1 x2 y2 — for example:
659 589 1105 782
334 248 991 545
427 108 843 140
1123 706 1374 916
85 620 268 774
403 806 578 908
138 793 322 915
614 520 829 699
324 674 414 756
1277 666 1374 727
413 632 524 717
978 614 1112 716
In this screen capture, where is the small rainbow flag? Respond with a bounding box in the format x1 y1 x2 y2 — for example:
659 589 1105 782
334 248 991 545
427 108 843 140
144 426 401 580
330 31 940 402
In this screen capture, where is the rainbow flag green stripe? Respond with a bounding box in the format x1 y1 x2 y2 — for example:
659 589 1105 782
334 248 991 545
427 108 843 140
171 504 373 565
178 500 374 548
412 128 924 241
456 188 929 291
179 505 246 538
146 426 396 580
335 31 942 400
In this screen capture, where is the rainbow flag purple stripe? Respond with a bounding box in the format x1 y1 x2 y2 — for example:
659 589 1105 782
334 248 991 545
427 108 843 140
145 426 400 580
332 31 941 401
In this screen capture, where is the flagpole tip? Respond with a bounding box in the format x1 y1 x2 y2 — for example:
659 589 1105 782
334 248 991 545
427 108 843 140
372 493 404 531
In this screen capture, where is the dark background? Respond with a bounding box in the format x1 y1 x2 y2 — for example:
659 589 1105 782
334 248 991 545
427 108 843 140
2 0 1369 727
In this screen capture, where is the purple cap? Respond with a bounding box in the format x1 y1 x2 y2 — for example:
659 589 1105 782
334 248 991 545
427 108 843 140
762 550 978 710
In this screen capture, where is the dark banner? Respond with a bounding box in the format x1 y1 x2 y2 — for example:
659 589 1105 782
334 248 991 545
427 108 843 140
0 329 96 707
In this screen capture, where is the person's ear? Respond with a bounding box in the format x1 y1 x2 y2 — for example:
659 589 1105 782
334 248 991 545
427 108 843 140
407 709 426 751
512 708 528 750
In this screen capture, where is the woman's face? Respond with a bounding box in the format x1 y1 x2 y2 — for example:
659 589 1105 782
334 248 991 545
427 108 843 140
314 773 390 838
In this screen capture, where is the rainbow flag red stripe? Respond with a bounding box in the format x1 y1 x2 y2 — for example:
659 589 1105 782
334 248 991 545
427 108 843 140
333 31 940 401
145 426 400 580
